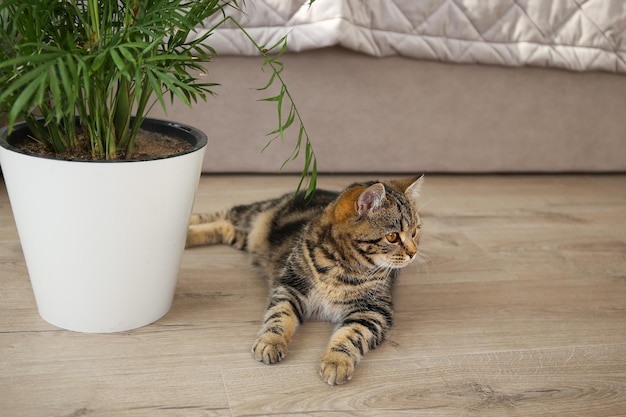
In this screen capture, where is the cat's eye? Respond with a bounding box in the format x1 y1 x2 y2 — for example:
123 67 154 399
386 232 400 243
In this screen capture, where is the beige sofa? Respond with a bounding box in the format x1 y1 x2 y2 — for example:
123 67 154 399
149 46 626 174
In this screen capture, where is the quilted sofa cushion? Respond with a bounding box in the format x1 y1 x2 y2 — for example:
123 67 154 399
196 0 626 72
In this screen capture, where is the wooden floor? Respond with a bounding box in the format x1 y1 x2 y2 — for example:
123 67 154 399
1 174 625 416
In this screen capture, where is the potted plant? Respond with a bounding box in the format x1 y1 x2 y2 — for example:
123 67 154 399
0 0 316 332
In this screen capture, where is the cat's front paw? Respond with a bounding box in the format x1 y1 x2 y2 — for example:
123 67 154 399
319 351 355 385
252 333 288 364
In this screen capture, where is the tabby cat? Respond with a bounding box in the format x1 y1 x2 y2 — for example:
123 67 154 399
186 176 424 385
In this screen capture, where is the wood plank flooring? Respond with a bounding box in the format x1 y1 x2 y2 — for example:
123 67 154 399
1 174 625 416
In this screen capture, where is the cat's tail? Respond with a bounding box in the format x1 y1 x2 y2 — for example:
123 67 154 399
189 211 226 225
186 210 247 249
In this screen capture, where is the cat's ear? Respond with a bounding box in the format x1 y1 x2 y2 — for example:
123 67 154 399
332 183 387 222
405 175 424 202
356 183 387 217
391 175 424 203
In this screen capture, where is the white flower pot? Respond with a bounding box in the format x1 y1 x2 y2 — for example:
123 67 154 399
0 119 207 333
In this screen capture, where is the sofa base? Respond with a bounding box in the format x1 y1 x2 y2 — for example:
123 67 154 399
148 47 626 174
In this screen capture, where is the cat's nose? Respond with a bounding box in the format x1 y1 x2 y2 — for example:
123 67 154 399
406 246 417 259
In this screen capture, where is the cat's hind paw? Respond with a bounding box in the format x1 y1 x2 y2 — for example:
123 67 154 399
252 333 288 364
319 351 355 385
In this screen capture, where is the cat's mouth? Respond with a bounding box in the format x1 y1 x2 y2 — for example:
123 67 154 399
377 253 417 269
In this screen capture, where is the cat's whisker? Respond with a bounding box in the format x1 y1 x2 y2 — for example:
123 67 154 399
418 198 433 212
407 248 433 278
416 250 431 263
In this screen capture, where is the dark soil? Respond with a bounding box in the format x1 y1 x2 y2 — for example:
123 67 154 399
13 129 192 161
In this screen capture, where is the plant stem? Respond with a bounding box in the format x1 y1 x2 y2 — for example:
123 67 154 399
226 17 318 197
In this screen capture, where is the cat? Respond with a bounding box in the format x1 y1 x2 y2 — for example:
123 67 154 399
186 176 424 385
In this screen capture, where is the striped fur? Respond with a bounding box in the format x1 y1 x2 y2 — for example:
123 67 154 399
187 176 424 385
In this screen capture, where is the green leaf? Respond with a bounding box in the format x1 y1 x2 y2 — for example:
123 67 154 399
55 57 77 116
257 71 277 91
0 52 62 70
263 35 289 56
47 65 62 114
305 159 318 199
259 93 282 102
293 141 318 199
109 49 127 73
144 54 197 63
90 52 107 73
147 70 166 111
118 46 138 66
151 69 193 106
281 106 296 131
8 74 45 126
